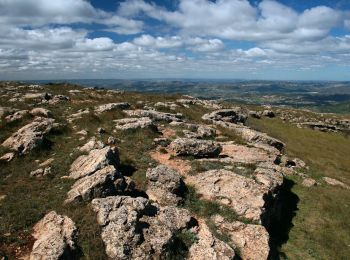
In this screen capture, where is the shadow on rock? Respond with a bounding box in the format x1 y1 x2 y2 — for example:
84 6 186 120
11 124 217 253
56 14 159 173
261 178 299 260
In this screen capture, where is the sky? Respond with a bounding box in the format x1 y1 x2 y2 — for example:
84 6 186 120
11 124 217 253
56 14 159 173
0 0 350 81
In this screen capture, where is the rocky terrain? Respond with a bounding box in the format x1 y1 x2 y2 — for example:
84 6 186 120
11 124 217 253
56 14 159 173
0 82 349 259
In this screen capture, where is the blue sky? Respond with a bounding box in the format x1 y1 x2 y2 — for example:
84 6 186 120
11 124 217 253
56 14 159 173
0 0 350 80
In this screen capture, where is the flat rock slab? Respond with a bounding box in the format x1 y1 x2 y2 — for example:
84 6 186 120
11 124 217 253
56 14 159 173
186 169 268 222
212 215 270 260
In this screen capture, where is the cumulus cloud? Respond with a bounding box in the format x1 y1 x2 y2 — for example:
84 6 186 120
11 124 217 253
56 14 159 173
0 0 350 79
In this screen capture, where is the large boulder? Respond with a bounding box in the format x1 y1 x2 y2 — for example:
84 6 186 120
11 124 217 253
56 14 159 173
69 146 119 180
202 108 248 124
94 102 130 114
1 117 59 154
91 196 193 259
146 165 185 206
170 138 222 158
30 211 78 260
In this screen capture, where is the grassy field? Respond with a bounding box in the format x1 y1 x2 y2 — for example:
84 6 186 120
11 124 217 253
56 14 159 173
247 117 350 259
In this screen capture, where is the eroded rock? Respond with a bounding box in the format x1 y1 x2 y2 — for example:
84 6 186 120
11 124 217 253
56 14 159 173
91 196 193 259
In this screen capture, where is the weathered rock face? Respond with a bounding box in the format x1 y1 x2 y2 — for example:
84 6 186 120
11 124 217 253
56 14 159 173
2 117 59 154
65 165 134 204
186 169 270 222
69 146 119 180
146 165 185 206
30 211 78 260
170 138 222 158
202 108 248 124
0 152 15 162
91 196 193 259
188 221 235 260
125 109 183 122
94 102 130 113
212 215 270 260
114 117 157 131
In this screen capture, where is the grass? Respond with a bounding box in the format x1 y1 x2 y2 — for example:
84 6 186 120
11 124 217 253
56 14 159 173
247 117 350 259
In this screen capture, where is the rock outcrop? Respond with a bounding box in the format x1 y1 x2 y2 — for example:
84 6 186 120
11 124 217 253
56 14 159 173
30 211 78 260
2 117 59 154
146 165 185 206
170 138 222 158
91 196 193 259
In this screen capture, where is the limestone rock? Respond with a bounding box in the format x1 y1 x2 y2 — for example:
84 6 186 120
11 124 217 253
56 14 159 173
302 178 317 187
262 110 275 118
91 196 193 259
5 110 28 123
212 215 270 260
2 117 59 154
202 108 248 124
146 165 185 206
0 152 15 162
124 109 183 122
170 138 222 158
69 146 119 179
323 177 349 189
186 169 270 222
114 117 157 131
30 211 78 260
30 108 51 117
65 165 134 204
94 102 130 113
78 137 105 153
188 221 235 260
